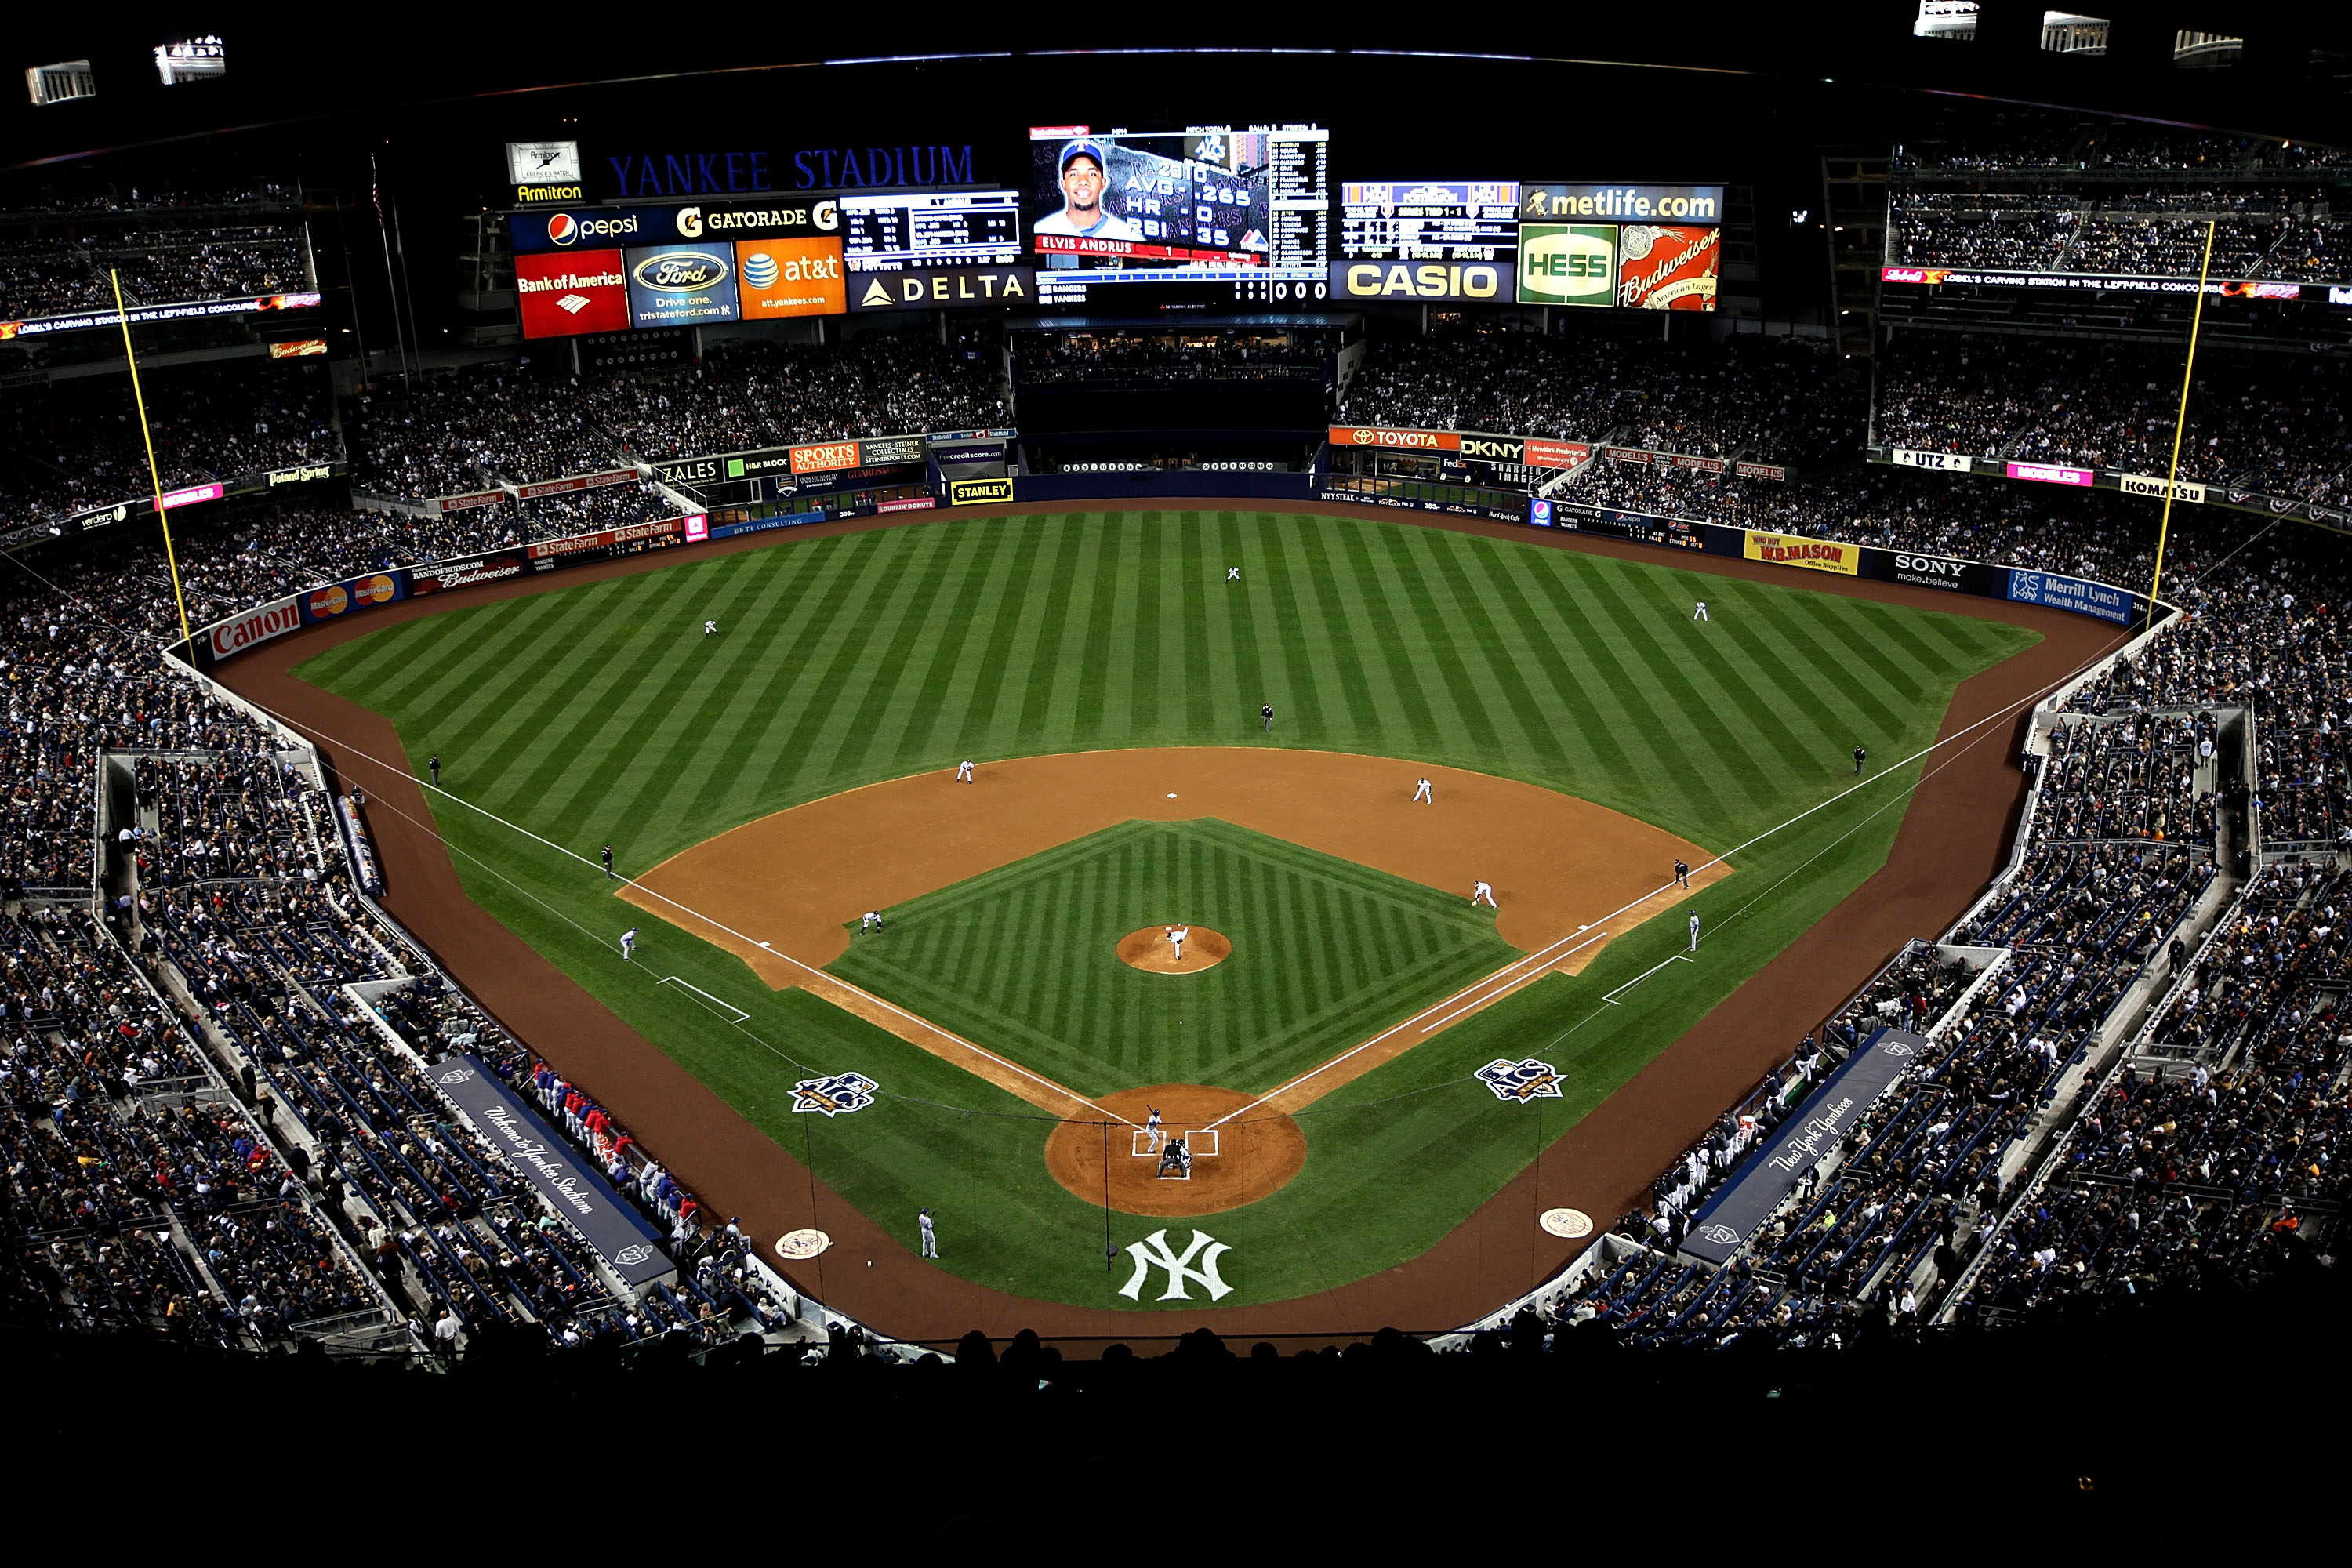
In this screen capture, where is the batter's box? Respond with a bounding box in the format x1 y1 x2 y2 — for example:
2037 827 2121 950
1130 1127 1221 1159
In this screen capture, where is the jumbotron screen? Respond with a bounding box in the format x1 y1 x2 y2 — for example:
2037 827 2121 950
1028 124 1330 309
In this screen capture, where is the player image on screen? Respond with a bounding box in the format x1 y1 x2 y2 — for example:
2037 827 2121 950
1033 139 1145 260
1028 127 1276 275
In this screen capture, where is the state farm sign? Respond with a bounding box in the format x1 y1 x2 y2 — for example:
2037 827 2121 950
209 594 304 660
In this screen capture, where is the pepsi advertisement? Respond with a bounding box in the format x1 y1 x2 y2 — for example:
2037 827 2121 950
622 245 739 327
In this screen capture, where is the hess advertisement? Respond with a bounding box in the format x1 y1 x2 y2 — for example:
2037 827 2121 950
734 238 844 318
623 245 739 327
1519 226 1616 307
1614 225 1719 310
515 249 630 337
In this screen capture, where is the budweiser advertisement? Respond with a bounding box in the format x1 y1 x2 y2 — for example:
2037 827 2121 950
1615 225 1719 311
408 552 528 597
516 249 630 338
1327 426 1461 452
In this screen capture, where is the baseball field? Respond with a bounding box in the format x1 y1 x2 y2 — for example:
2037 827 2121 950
289 508 2040 1312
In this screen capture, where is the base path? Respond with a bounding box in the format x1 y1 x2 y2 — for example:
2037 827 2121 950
217 499 2126 1342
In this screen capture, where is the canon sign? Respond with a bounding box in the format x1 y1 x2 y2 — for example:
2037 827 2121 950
209 594 303 660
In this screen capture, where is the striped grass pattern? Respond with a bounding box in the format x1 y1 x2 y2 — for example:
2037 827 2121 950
829 818 1521 1098
301 512 2031 873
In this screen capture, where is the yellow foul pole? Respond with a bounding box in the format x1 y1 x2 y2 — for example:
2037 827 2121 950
2145 220 2216 629
111 267 194 650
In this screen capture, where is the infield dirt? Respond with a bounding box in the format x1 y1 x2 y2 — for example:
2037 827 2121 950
223 500 2125 1341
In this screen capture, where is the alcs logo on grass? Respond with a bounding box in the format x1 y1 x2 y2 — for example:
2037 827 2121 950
1519 225 1616 307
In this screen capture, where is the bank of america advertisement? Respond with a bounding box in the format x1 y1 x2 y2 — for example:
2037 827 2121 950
515 249 630 337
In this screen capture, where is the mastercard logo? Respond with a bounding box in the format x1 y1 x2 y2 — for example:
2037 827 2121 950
547 212 579 246
354 574 397 604
307 585 350 618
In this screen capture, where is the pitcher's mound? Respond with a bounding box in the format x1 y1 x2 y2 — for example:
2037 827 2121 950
1044 1084 1305 1216
1116 926 1232 973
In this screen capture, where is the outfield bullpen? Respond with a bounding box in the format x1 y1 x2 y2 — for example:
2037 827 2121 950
224 505 2125 1334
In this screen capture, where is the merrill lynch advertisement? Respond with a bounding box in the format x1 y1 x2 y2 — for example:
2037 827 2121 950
432 1058 673 1287
2007 570 2138 626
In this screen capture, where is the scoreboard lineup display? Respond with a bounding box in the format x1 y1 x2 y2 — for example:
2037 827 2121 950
842 190 1024 272
1028 124 1332 308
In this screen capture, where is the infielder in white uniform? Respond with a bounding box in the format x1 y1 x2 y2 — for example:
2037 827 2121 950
619 927 639 961
861 910 884 932
1472 880 1497 907
1167 924 1189 961
1142 1105 1164 1152
1690 911 1701 951
1693 601 1709 622
918 1207 938 1258
955 759 975 782
1413 778 1433 804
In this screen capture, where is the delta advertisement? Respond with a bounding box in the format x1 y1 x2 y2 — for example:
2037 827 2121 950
1743 530 1860 575
516 249 630 338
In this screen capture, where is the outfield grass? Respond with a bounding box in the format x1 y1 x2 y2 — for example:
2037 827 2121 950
295 510 2037 1309
827 818 1523 1098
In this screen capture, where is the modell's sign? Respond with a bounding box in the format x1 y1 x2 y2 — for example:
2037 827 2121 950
1327 426 1461 452
210 594 304 659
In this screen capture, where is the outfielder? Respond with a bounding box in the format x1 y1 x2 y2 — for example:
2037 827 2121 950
1689 912 1700 952
1693 600 1710 622
1472 880 1497 908
704 619 719 637
1167 924 1189 961
1854 745 1868 776
918 1207 938 1259
1226 567 1240 581
1413 778 1433 804
955 759 975 782
619 927 639 961
1142 1105 1165 1152
1261 704 1275 732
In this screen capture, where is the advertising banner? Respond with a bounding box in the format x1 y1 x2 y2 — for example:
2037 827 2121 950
623 245 739 328
1681 1029 1923 1266
1864 548 2006 596
302 572 404 622
407 550 528 597
877 496 938 512
269 338 328 358
1520 184 1725 223
526 516 685 562
1606 446 1652 465
1735 461 1788 481
856 436 928 466
789 441 862 476
1744 530 1860 575
438 488 506 514
0 289 321 341
2005 460 2095 487
2006 569 2137 625
1615 224 1719 310
949 477 1016 506
1327 259 1514 303
1523 438 1592 471
848 264 1035 312
267 461 341 488
1668 454 1726 474
1327 426 1461 452
735 237 845 319
516 469 637 501
684 514 708 541
1519 224 1616 307
515 249 630 338
209 594 306 661
1891 448 1973 472
159 482 224 510
430 1058 673 1287
711 509 826 539
2119 472 2207 504
1552 506 1710 550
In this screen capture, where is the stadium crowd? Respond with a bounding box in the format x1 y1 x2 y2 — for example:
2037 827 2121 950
1338 328 1865 466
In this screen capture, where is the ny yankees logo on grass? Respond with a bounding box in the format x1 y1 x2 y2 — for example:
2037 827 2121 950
792 1071 878 1116
1476 1058 1565 1103
1117 1228 1235 1301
